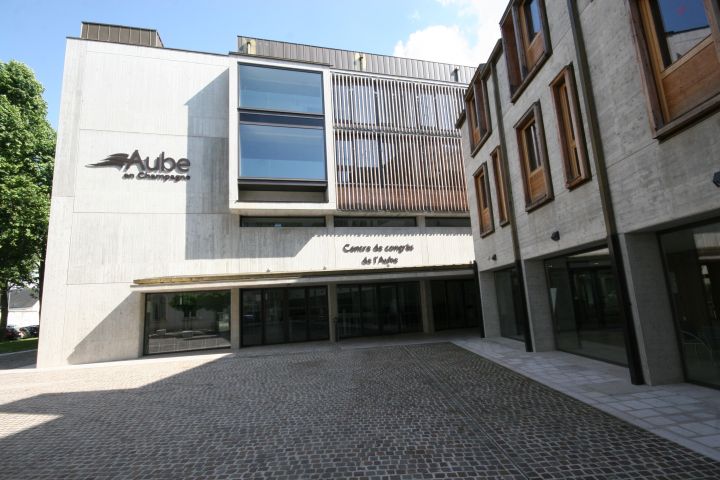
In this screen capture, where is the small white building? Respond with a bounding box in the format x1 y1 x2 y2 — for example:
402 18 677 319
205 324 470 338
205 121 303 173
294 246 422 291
8 287 40 328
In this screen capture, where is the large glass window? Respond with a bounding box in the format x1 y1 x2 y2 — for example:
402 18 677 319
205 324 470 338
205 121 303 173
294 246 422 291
337 282 421 339
239 124 325 180
494 268 527 341
239 64 323 114
144 291 231 355
545 248 627 366
241 286 329 347
431 278 481 331
661 221 720 388
238 64 326 186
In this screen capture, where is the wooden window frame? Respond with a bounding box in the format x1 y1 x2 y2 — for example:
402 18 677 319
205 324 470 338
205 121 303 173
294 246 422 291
491 146 510 227
500 0 552 103
515 102 553 211
549 65 591 189
465 71 492 154
474 163 495 237
629 0 720 138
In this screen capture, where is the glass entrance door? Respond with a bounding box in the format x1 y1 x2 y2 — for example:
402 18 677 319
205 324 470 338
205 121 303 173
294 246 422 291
661 222 720 388
545 248 627 365
241 286 329 347
336 282 422 339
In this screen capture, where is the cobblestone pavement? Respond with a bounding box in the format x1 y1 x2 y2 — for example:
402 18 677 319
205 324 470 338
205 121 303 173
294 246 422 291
2 343 720 479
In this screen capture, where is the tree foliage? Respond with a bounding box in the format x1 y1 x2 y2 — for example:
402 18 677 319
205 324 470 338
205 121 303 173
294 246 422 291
0 60 56 330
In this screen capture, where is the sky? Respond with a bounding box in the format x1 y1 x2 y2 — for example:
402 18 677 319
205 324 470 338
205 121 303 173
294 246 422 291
0 0 508 129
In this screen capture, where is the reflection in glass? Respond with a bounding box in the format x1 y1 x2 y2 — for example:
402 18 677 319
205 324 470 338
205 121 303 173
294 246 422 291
337 282 421 339
238 64 322 114
495 268 526 341
264 289 286 344
431 279 481 331
655 0 710 66
525 0 542 37
145 291 231 354
241 287 329 346
524 123 540 171
661 222 720 388
307 287 329 341
239 124 325 180
241 290 262 347
545 248 627 365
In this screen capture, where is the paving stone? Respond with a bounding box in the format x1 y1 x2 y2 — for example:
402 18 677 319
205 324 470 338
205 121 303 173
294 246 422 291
1 343 719 479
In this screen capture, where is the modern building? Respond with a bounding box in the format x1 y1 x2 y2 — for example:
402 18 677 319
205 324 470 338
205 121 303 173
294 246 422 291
38 22 481 367
459 0 720 387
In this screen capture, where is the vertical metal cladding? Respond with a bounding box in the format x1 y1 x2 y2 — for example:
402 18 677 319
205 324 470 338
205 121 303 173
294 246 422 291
332 72 468 212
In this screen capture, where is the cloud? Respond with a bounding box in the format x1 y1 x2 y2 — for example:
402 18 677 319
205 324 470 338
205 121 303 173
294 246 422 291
393 25 478 66
393 0 508 67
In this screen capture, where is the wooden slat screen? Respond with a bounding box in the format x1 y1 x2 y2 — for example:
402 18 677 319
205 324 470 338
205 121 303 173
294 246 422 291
332 72 468 212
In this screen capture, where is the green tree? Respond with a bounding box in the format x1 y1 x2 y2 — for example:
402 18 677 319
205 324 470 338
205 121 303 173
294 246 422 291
0 61 55 334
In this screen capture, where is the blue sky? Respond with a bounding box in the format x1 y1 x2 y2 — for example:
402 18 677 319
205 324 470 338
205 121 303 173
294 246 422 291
0 0 507 129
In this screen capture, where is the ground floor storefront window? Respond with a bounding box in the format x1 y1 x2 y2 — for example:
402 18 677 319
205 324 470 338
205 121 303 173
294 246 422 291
431 278 481 331
241 286 329 347
494 268 526 342
660 221 720 389
544 248 627 366
144 290 231 355
337 282 421 339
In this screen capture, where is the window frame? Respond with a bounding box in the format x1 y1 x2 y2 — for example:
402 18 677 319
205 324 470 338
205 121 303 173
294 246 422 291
500 0 552 102
466 70 492 154
549 65 591 189
237 63 328 190
473 163 495 237
425 217 472 227
629 0 720 138
333 216 417 228
490 146 510 227
240 216 327 228
514 102 553 211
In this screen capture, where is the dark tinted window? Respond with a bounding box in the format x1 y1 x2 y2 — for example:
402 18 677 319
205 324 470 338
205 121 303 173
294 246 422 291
334 217 417 228
241 217 326 227
425 217 471 227
241 286 329 347
239 64 323 114
337 282 421 339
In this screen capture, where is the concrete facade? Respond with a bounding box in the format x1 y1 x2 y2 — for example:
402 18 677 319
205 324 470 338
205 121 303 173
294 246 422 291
39 26 479 367
459 0 720 386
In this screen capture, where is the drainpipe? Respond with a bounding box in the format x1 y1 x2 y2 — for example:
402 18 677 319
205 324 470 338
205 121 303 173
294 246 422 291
489 55 533 353
567 0 645 384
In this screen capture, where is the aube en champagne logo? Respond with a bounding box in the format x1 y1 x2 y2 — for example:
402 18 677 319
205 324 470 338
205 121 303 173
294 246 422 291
86 150 191 183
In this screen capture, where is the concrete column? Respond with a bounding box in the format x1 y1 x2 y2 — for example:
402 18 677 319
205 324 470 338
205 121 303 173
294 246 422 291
328 283 338 342
230 288 240 350
420 279 434 333
479 271 501 337
619 233 683 385
522 259 555 352
137 292 145 357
